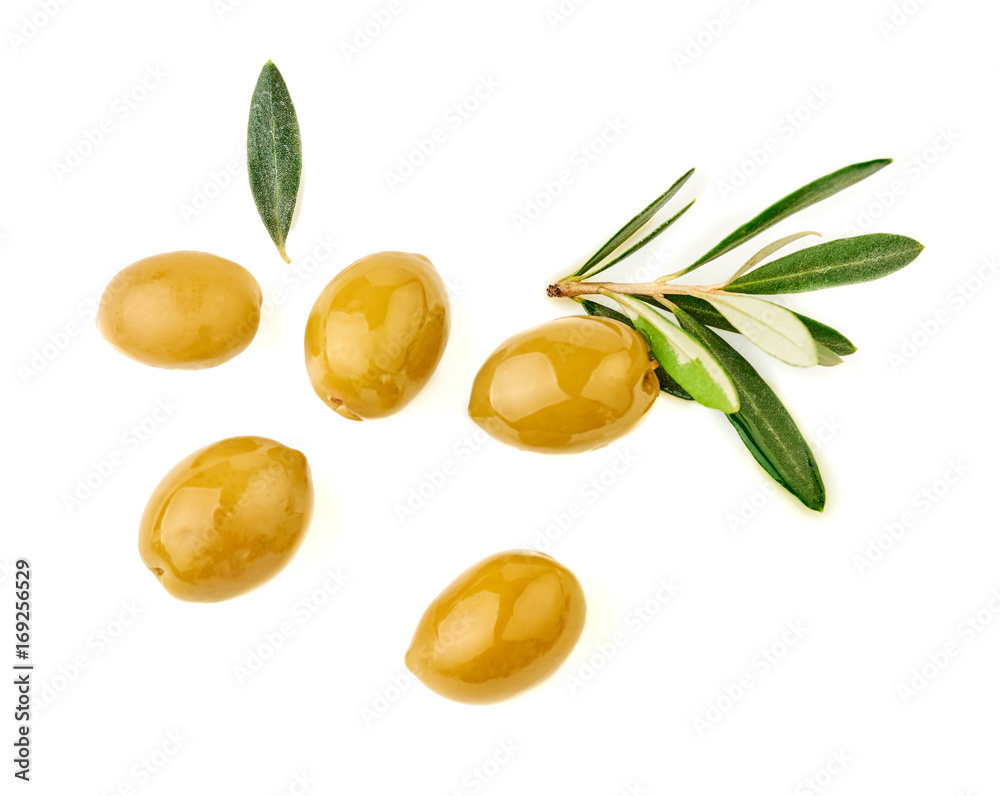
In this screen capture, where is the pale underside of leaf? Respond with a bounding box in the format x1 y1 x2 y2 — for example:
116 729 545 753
649 293 858 357
607 292 739 413
721 231 821 286
696 292 818 367
814 342 843 366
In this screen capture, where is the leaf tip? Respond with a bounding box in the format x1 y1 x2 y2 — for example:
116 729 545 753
278 245 291 264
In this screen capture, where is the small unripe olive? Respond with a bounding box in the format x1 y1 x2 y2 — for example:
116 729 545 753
304 251 450 420
138 436 313 603
97 251 262 369
405 550 586 704
469 316 659 453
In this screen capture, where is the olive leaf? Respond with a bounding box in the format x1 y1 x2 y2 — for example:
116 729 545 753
579 299 693 400
606 292 739 413
724 233 924 294
572 168 694 278
643 294 857 360
720 231 821 286
247 60 302 264
674 309 826 512
676 159 891 277
694 292 818 367
814 342 843 367
582 201 695 280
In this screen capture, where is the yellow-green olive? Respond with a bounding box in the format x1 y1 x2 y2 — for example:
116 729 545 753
304 251 450 420
138 436 313 603
469 316 659 453
97 251 262 369
405 550 586 704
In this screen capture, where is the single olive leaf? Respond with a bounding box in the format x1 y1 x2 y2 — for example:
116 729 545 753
644 294 857 358
674 309 825 512
721 231 821 286
573 168 694 278
678 158 891 277
694 292 818 367
724 233 924 294
607 292 739 413
583 200 695 280
579 299 693 400
247 60 302 264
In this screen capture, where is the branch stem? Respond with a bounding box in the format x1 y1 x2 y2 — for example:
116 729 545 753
547 281 717 299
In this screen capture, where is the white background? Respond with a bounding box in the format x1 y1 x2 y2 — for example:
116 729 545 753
2 0 998 794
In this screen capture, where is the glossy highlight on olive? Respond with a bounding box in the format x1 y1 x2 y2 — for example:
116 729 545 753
468 315 660 453
405 550 586 704
97 251 262 369
138 436 314 603
304 251 450 420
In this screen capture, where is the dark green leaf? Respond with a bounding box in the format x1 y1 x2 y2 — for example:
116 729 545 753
679 159 891 276
573 168 694 278
797 315 856 356
248 60 302 263
579 299 693 400
582 201 695 280
639 294 857 357
725 234 923 294
674 309 826 511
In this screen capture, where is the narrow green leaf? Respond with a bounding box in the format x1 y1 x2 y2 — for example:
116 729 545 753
607 293 739 413
721 231 821 286
674 310 825 511
641 294 857 357
573 169 694 277
247 60 302 263
582 200 694 280
725 233 923 294
695 292 818 367
678 159 891 277
579 299 693 400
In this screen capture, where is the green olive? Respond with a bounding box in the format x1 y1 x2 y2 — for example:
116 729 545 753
304 251 450 420
138 436 313 603
97 251 262 369
468 315 659 453
405 550 586 704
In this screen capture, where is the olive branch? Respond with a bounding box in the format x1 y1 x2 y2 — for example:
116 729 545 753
545 159 924 512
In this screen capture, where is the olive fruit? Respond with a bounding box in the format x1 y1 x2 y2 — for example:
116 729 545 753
138 436 313 603
405 550 586 704
97 251 262 369
469 316 659 453
304 251 450 420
